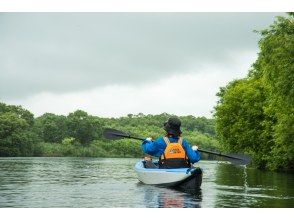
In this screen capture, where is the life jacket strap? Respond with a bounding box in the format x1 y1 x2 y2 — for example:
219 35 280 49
163 136 170 145
161 136 170 161
178 137 182 145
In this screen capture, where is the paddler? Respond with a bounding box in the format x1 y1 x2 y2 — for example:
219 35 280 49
141 116 200 169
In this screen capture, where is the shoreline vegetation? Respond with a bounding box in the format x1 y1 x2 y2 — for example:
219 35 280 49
214 13 294 171
0 103 217 160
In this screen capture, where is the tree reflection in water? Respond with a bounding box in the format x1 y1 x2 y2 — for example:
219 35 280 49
137 182 202 208
214 163 294 208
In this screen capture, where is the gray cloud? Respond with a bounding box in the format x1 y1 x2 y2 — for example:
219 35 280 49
0 12 283 99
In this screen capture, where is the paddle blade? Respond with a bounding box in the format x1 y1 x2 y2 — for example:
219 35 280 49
198 149 251 166
103 128 128 140
224 153 252 166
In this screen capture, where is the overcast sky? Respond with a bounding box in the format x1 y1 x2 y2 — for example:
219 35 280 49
0 13 284 118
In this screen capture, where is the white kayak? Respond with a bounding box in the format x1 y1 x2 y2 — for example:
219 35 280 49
134 161 202 190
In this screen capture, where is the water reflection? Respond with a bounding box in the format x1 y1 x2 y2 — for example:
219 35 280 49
0 158 36 207
137 182 202 208
213 162 294 207
0 158 293 207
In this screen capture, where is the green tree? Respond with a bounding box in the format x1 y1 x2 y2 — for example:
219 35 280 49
254 13 294 170
214 13 294 171
67 110 103 145
0 103 39 156
35 113 68 143
214 78 271 168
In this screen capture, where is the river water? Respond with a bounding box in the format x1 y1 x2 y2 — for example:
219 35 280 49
0 157 293 208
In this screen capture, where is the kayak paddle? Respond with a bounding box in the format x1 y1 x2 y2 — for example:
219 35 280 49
103 128 251 166
103 128 145 141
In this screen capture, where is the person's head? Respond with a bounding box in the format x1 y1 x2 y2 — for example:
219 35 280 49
163 116 182 137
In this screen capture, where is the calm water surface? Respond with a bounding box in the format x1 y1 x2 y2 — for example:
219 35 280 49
0 157 293 208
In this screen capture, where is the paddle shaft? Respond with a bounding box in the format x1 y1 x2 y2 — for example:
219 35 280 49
103 128 251 165
119 134 243 160
197 148 244 161
114 133 145 141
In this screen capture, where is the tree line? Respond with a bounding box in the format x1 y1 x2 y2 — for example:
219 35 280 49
214 13 294 171
0 102 217 158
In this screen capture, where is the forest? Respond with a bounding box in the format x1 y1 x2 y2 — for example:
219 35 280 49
0 103 217 159
214 13 294 171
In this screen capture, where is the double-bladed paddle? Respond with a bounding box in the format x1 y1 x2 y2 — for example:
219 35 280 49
103 128 251 166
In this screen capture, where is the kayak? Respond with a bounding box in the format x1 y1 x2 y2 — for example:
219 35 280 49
134 161 202 191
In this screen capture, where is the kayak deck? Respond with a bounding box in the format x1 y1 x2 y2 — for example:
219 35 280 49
134 161 202 190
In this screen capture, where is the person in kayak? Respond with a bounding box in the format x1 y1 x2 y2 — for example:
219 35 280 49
141 116 200 169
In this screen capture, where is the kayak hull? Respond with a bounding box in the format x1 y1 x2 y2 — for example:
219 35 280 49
134 161 202 190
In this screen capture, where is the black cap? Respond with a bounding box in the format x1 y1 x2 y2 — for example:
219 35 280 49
163 117 182 137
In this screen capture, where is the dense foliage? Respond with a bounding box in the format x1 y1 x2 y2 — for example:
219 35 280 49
214 13 294 171
0 102 217 158
0 103 40 156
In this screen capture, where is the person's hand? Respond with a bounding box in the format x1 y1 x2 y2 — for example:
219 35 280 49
144 156 152 161
146 137 152 141
192 145 199 151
